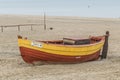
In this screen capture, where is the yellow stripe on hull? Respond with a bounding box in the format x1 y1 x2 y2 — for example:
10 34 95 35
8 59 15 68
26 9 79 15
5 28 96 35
18 39 104 56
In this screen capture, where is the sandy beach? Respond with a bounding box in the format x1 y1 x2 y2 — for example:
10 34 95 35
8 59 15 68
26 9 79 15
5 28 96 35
0 15 120 80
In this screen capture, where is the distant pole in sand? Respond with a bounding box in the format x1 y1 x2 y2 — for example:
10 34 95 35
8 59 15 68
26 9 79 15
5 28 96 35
101 31 109 59
44 12 46 30
1 26 3 32
18 25 20 31
31 25 33 31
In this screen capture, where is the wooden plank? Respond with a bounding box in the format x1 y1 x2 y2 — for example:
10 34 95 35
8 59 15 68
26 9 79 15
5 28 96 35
101 31 109 59
1 24 42 27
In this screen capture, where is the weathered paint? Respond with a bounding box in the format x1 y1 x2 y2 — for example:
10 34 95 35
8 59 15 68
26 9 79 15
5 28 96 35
19 47 100 63
18 38 104 56
18 36 105 64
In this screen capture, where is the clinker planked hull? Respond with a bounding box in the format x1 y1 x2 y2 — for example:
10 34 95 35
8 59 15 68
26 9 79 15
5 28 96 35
18 35 105 64
19 47 100 63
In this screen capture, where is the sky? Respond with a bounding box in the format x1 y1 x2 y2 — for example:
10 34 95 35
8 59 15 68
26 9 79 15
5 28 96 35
0 0 120 18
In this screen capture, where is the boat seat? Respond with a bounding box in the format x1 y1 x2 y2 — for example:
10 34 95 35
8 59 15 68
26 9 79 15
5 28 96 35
63 38 90 45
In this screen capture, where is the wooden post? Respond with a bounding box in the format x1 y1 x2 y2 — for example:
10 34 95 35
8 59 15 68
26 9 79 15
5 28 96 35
18 25 20 31
18 35 22 39
31 25 33 31
1 26 3 32
44 13 46 30
101 31 109 59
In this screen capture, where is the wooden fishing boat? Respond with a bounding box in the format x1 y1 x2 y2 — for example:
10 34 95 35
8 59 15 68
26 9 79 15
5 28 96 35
18 31 109 64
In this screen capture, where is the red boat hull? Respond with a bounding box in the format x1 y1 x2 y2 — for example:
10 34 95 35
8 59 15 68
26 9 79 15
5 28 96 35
19 47 100 64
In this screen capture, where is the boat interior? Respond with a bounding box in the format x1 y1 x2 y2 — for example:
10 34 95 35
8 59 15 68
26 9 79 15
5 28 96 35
40 36 103 45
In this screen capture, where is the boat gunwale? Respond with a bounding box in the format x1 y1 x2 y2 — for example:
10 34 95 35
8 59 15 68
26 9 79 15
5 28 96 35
20 36 105 48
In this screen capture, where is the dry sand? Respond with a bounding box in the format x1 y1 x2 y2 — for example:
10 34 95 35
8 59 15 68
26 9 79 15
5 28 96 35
0 15 120 80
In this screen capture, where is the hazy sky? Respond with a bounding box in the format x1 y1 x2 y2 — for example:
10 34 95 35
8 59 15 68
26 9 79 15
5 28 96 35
0 0 120 18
